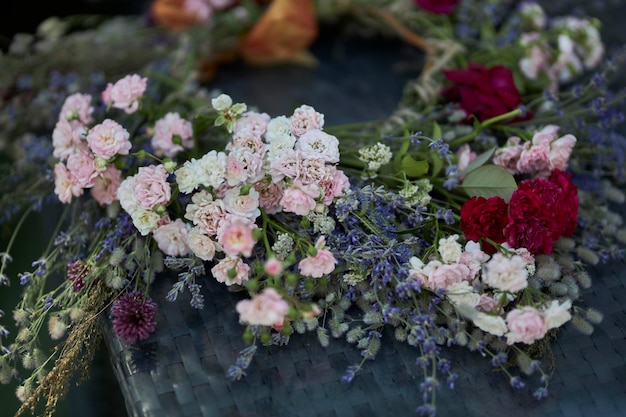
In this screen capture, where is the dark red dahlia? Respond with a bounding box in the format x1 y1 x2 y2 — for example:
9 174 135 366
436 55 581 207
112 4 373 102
415 0 459 14
111 291 157 345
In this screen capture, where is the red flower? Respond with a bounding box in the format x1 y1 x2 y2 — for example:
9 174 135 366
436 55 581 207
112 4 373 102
548 169 579 236
415 0 459 14
505 187 556 255
111 291 158 345
443 63 525 122
460 196 509 253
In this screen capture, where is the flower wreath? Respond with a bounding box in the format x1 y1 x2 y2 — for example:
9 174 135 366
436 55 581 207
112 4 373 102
1 1 625 416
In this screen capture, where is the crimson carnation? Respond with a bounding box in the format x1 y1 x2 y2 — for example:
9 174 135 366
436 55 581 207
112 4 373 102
443 63 525 122
111 291 158 345
505 181 559 255
548 169 579 236
460 196 509 254
415 0 459 14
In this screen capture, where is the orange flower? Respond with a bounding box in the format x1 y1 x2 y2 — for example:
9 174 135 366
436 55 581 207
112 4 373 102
150 0 207 31
240 0 319 66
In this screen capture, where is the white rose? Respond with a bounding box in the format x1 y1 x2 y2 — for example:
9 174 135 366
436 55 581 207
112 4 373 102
446 281 480 308
542 300 572 329
188 227 220 261
473 312 508 336
438 234 463 264
131 209 161 236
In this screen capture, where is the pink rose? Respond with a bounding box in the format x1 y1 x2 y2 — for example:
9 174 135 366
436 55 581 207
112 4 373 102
236 288 289 327
217 217 257 257
269 149 303 182
290 104 324 137
54 163 83 204
493 136 524 175
505 307 548 345
295 129 340 163
134 165 172 209
264 258 283 276
424 263 471 290
60 93 94 124
52 119 86 161
222 187 261 219
185 191 228 236
456 144 476 173
228 128 266 155
152 219 191 257
151 112 194 157
255 180 284 214
476 294 500 313
108 74 148 114
234 111 271 138
280 180 319 216
211 256 250 286
86 119 132 159
66 148 99 188
549 133 576 171
187 227 220 261
298 237 337 278
320 168 350 205
516 140 551 176
92 166 123 206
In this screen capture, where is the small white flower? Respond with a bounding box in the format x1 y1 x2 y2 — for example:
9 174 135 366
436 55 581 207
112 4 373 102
438 234 463 264
542 299 572 329
211 93 233 111
473 312 508 337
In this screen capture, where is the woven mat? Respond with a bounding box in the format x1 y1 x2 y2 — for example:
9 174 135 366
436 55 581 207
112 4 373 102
102 256 626 417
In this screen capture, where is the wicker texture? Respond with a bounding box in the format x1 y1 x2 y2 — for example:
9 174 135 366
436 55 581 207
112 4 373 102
102 258 626 417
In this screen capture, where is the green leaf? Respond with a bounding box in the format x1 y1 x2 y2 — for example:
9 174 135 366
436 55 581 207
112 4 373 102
400 155 429 178
429 151 444 178
458 147 496 177
460 165 518 202
172 134 183 146
432 121 442 140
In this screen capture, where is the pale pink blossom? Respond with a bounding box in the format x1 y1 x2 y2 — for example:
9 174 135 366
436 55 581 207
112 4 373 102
506 307 548 345
52 119 86 161
92 166 122 206
264 258 283 276
438 234 463 264
117 176 139 213
187 227 221 261
108 74 148 114
60 93 93 124
211 256 250 286
458 241 490 280
152 219 191 257
255 181 284 214
300 157 328 185
481 253 528 292
234 111 271 138
183 0 212 22
222 187 261 219
265 116 293 143
236 288 289 327
184 190 228 236
134 165 171 209
151 112 194 157
542 300 572 330
493 136 524 175
101 83 113 107
319 168 350 205
476 294 500 313
295 129 340 163
66 148 99 188
424 263 471 290
291 105 324 137
227 128 266 155
445 281 480 307
516 140 551 177
130 209 161 236
280 180 319 216
456 144 476 173
54 163 83 203
553 34 583 83
473 312 508 336
86 119 132 159
298 237 337 278
217 216 257 257
269 149 303 182
225 148 264 186
549 133 577 171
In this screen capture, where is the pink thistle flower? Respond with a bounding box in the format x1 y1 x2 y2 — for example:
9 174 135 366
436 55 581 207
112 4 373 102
111 291 158 345
67 260 91 291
